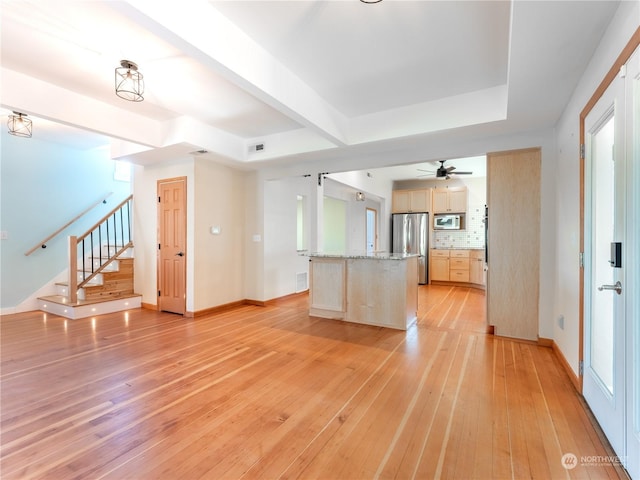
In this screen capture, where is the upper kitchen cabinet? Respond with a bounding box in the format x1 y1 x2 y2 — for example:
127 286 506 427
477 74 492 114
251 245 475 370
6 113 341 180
392 189 430 213
432 187 467 213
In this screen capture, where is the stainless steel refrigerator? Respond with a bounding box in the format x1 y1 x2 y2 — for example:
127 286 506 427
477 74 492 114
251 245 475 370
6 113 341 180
392 213 429 284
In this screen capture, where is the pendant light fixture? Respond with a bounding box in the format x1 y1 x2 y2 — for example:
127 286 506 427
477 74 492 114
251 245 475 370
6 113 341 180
7 112 32 138
115 60 144 102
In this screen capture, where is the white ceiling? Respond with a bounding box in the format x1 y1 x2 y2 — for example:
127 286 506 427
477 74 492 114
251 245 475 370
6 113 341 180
0 0 619 180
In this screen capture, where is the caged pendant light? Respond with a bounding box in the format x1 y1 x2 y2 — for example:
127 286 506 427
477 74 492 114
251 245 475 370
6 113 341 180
115 60 144 102
7 112 32 138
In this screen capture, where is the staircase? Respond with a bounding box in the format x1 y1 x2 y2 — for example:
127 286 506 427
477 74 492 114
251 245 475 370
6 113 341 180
37 195 142 319
38 248 141 319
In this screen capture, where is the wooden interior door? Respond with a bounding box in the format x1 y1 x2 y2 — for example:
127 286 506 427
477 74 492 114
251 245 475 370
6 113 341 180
158 177 186 314
486 147 541 340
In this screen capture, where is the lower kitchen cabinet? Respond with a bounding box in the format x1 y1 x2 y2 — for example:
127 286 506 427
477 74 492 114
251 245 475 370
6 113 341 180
430 250 450 281
430 249 485 288
308 254 418 330
308 257 346 317
449 250 470 282
469 250 486 286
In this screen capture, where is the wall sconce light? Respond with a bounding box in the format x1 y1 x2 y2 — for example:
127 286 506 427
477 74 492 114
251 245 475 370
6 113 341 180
115 60 144 102
356 192 365 201
7 112 32 138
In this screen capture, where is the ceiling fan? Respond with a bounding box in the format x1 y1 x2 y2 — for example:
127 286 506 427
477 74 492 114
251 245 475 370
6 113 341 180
417 160 473 180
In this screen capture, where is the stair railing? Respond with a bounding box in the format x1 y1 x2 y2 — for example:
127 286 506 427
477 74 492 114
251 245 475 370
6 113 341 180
68 195 133 303
24 192 114 256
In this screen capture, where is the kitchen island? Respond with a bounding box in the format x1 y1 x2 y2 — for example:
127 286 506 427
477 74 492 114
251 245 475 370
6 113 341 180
307 253 418 330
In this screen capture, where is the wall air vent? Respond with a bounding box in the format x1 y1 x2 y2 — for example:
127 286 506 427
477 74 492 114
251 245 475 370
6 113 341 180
296 272 308 293
249 143 265 153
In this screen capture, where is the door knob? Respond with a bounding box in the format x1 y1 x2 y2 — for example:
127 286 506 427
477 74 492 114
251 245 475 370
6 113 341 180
598 281 622 295
175 252 184 257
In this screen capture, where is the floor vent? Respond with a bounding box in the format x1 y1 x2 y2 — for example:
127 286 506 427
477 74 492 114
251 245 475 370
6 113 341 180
296 272 308 293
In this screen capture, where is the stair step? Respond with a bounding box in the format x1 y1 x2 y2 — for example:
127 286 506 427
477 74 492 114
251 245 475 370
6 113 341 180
38 294 142 319
38 246 138 319
100 245 134 258
55 281 100 301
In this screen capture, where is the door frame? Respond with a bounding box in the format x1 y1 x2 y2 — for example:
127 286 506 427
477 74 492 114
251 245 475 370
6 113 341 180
157 176 187 315
366 207 377 253
578 27 640 391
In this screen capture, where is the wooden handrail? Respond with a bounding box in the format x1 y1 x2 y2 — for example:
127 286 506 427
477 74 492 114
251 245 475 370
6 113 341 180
77 194 133 243
69 195 134 300
24 192 114 256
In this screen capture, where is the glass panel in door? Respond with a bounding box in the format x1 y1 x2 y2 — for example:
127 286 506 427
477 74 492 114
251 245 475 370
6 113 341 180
590 115 614 394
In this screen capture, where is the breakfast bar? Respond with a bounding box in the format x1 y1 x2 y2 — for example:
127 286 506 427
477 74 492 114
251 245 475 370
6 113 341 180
307 253 418 330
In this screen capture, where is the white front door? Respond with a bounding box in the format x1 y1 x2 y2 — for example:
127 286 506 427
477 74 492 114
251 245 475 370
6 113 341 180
623 45 640 480
584 46 640 478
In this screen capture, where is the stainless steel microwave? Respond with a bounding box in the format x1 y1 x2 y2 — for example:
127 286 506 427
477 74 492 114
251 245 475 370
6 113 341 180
434 214 463 230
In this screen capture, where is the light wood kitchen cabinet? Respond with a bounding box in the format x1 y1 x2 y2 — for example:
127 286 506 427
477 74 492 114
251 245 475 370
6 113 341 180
432 187 467 213
469 250 485 286
430 249 450 281
449 250 470 283
392 189 430 213
309 257 346 318
308 254 418 330
430 249 485 287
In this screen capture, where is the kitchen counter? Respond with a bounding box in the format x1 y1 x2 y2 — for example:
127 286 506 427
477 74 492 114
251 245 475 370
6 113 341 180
307 252 418 260
307 253 418 330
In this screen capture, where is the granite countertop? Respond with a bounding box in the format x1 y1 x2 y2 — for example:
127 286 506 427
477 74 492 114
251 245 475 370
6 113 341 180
306 252 418 260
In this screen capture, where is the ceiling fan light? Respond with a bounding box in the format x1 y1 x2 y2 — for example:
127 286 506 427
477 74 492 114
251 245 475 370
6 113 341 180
115 60 144 102
7 112 32 138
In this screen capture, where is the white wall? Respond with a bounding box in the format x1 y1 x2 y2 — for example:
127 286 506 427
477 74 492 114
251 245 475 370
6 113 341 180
263 175 312 300
553 2 639 375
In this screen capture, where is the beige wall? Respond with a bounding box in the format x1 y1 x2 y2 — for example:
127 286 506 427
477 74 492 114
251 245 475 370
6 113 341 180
193 159 246 311
133 157 248 313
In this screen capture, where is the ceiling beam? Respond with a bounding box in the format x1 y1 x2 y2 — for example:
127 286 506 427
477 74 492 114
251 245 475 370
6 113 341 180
116 0 349 147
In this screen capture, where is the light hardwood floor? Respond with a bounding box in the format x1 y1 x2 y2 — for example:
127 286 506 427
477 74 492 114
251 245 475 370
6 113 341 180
1 285 629 479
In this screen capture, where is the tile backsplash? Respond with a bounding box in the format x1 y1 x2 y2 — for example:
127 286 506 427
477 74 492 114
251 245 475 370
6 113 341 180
432 204 485 249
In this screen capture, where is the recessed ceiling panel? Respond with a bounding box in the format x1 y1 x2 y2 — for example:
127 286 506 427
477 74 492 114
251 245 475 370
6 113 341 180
211 0 510 117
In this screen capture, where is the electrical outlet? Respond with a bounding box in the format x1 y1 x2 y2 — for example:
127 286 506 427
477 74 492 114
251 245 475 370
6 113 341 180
557 314 565 330
0 231 7 240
